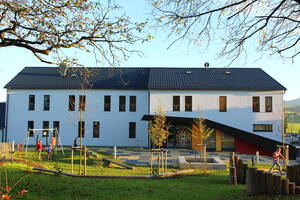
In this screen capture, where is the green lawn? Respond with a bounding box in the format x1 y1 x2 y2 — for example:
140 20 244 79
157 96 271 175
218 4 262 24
287 123 300 134
1 150 299 200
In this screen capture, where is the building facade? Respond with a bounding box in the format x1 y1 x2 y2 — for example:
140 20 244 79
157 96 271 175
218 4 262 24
4 67 289 156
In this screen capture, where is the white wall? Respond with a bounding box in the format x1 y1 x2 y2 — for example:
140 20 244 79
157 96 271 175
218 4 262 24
6 89 149 146
149 90 284 142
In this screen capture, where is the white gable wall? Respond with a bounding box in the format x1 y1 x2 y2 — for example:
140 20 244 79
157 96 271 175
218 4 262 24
6 89 149 146
149 90 284 142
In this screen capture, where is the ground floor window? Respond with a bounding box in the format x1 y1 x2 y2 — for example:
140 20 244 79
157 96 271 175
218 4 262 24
129 122 136 138
42 121 49 137
53 121 60 137
28 121 34 137
167 125 191 148
78 121 85 138
221 133 235 150
93 121 100 138
253 124 273 132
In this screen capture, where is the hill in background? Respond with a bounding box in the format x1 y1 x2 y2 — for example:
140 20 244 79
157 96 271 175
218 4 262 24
285 97 300 113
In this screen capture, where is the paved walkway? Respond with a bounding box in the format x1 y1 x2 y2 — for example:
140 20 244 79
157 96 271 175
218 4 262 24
92 147 299 167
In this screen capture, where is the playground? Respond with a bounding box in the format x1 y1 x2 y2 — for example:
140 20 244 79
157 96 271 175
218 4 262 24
0 143 297 200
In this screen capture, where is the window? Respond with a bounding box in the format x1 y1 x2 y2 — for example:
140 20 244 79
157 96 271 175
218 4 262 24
219 96 227 112
119 96 126 112
93 121 100 138
173 96 180 111
253 124 273 132
69 95 75 111
253 96 260 112
265 96 272 112
104 96 111 111
43 95 50 111
185 96 192 112
27 121 34 137
130 96 136 112
53 121 60 137
28 95 35 110
43 121 49 137
129 122 136 138
78 121 85 138
79 95 86 111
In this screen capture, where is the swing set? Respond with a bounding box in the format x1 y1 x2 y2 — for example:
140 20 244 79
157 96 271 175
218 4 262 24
23 128 64 155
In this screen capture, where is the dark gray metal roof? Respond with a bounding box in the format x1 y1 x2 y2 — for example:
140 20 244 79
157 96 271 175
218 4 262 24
0 103 5 129
147 68 286 90
4 67 286 91
5 67 150 90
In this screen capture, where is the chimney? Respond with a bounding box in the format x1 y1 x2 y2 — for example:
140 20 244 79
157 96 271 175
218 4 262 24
204 62 209 68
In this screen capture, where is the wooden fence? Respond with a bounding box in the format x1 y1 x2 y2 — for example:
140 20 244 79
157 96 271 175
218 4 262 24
0 142 13 159
229 153 300 196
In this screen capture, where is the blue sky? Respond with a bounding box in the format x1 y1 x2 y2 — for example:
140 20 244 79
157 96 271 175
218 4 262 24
0 0 299 102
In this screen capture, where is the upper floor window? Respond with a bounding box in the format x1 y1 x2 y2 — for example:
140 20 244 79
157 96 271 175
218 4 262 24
93 121 100 138
119 96 126 112
185 96 192 112
219 96 227 112
69 95 75 111
79 95 86 111
130 96 136 112
53 121 60 137
173 96 180 111
42 121 49 137
129 122 136 138
28 95 35 110
43 95 50 111
104 96 111 112
265 96 272 112
253 96 260 112
28 121 34 137
253 124 273 132
78 121 85 138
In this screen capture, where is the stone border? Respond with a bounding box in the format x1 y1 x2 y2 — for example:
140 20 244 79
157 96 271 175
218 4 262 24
178 156 226 170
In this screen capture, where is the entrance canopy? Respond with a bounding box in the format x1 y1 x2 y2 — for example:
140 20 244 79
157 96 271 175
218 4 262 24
142 115 296 159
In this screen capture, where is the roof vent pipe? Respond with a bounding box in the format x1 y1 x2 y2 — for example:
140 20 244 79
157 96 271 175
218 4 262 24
204 62 209 68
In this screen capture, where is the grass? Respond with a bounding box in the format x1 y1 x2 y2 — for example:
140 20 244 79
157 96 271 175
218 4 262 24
287 123 300 134
0 150 299 200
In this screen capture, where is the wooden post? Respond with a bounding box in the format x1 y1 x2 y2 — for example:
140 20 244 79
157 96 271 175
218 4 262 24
234 156 239 170
256 170 266 195
71 148 74 174
246 167 258 195
287 165 293 182
295 165 300 186
229 167 237 185
282 178 290 195
242 163 248 185
289 182 296 195
295 186 300 194
238 159 244 184
84 146 87 175
273 174 282 195
265 172 275 195
230 152 235 167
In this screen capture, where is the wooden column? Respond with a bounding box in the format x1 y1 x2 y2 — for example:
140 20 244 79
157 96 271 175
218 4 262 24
215 130 222 151
191 123 201 150
257 170 265 195
273 175 282 195
282 178 290 195
246 167 258 195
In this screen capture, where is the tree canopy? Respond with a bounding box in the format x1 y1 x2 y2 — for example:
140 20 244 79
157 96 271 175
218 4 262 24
151 0 300 64
0 0 150 67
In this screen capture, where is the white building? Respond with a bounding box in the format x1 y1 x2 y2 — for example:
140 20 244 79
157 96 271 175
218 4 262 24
4 67 295 158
